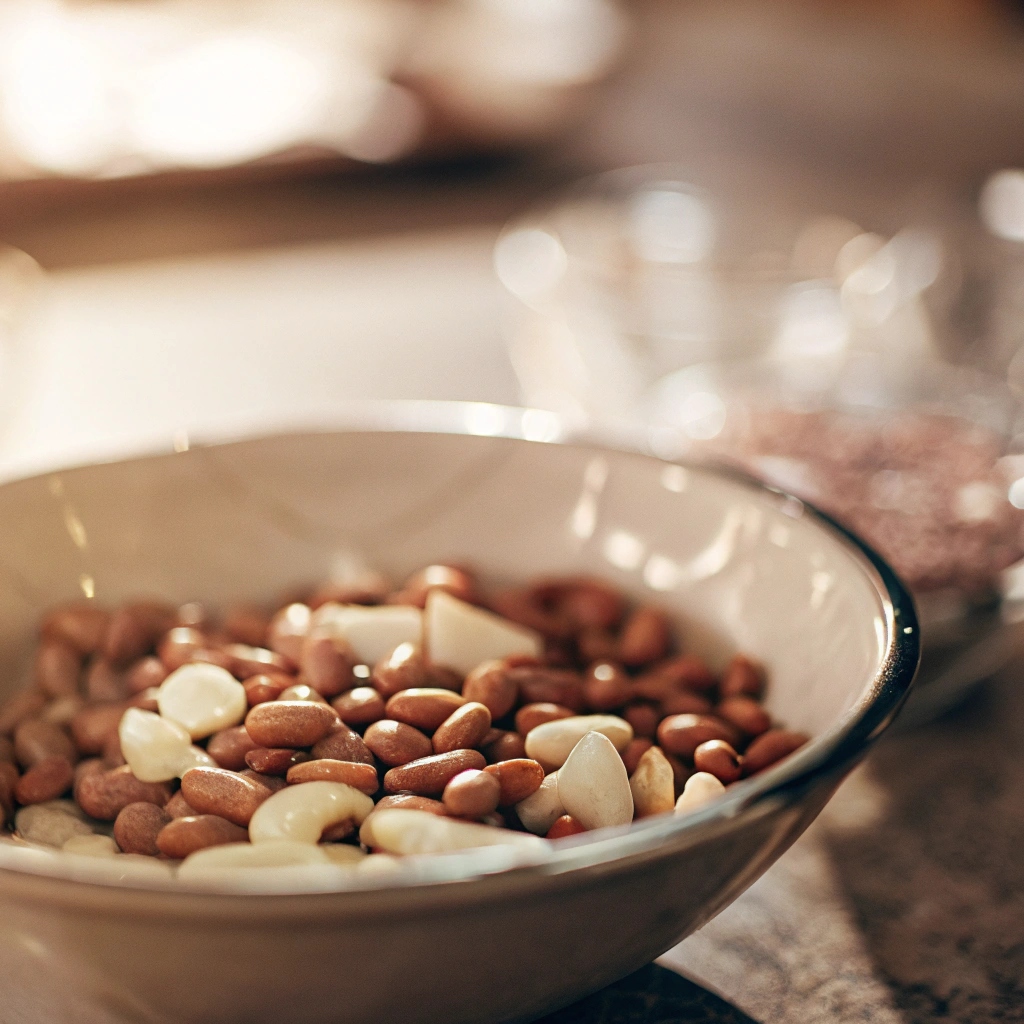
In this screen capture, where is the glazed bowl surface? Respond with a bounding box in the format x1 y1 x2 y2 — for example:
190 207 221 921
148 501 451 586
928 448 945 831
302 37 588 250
0 405 917 1024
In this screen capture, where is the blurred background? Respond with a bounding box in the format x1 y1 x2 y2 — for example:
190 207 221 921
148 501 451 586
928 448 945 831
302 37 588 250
3 1 1024 1019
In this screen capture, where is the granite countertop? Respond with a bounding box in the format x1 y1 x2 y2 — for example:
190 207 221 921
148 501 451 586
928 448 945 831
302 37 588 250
543 664 1024 1023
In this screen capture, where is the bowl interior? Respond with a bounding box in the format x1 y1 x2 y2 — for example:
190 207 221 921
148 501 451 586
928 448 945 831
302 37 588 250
0 429 890 741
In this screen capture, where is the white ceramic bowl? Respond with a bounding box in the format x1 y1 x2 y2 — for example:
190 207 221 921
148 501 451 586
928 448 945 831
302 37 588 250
0 404 917 1024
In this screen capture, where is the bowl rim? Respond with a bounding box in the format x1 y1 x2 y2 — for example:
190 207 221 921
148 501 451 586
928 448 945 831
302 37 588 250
0 401 920 902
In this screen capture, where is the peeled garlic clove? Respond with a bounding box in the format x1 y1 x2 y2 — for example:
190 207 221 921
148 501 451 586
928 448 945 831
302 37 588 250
557 731 633 830
158 663 247 740
248 781 373 845
515 772 564 835
119 708 193 783
368 808 548 856
313 604 422 664
524 715 633 768
675 772 726 815
425 591 540 675
629 746 675 818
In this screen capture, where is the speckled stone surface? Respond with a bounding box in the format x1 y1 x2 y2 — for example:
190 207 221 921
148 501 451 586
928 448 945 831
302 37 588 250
544 666 1024 1022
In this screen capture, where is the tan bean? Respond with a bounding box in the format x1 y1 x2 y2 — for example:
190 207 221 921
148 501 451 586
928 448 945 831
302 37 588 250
742 729 809 776
660 691 714 717
618 607 673 666
14 718 77 768
509 667 585 712
383 749 487 796
432 702 491 754
84 658 126 702
222 605 271 648
35 641 81 697
720 654 765 699
311 721 374 765
482 730 527 764
482 758 545 805
206 726 258 771
461 661 518 720
243 700 336 748
621 737 654 775
165 791 197 818
716 696 771 738
41 604 109 655
300 633 354 697
74 764 171 820
70 702 127 755
693 740 743 784
158 627 206 671
156 814 248 859
286 759 379 795
244 747 311 776
629 746 678 818
181 766 271 827
385 688 465 732
622 703 660 739
582 661 632 711
15 756 74 804
332 687 386 726
442 769 501 818
113 802 172 855
0 688 46 736
243 673 289 707
657 714 741 760
125 656 168 694
363 720 432 766
267 603 311 663
371 643 428 698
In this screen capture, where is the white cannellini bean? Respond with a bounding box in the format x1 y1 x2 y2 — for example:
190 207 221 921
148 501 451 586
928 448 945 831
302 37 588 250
320 844 366 865
629 746 676 818
368 809 548 856
248 781 374 845
675 772 726 814
515 772 564 835
62 834 119 858
524 715 633 768
312 603 422 664
119 708 195 782
425 590 540 675
178 745 217 773
157 663 247 740
178 839 329 877
557 731 633 830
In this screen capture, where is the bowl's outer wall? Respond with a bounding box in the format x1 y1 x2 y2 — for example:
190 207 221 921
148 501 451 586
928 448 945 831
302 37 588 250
0 430 900 1023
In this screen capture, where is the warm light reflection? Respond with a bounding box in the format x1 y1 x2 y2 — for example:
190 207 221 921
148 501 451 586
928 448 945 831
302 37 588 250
602 529 645 570
463 403 508 437
981 169 1024 243
628 187 715 265
493 228 568 304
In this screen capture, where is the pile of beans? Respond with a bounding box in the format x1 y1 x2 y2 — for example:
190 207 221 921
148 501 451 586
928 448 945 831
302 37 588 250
0 567 809 875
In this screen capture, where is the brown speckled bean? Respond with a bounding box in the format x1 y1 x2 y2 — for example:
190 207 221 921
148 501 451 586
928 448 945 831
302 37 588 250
14 718 77 768
243 673 289 707
70 702 127 755
363 720 432 766
41 604 109 655
286 759 379 795
206 726 258 771
125 657 168 694
621 737 654 775
693 740 743 784
482 730 527 764
267 603 311 664
515 702 574 736
74 764 171 820
113 801 171 855
716 696 771 738
461 661 518 720
383 749 487 796
371 643 428 698
156 814 248 859
300 633 354 698
482 758 544 805
742 729 809 776
181 766 271 826
618 607 672 666
657 714 741 760
432 702 491 754
582 661 632 711
442 769 501 818
244 701 336 748
0 689 46 736
35 641 81 697
244 747 310 776
165 791 197 818
385 689 466 733
332 687 386 726
720 655 765 699
15 756 74 804
311 721 374 765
